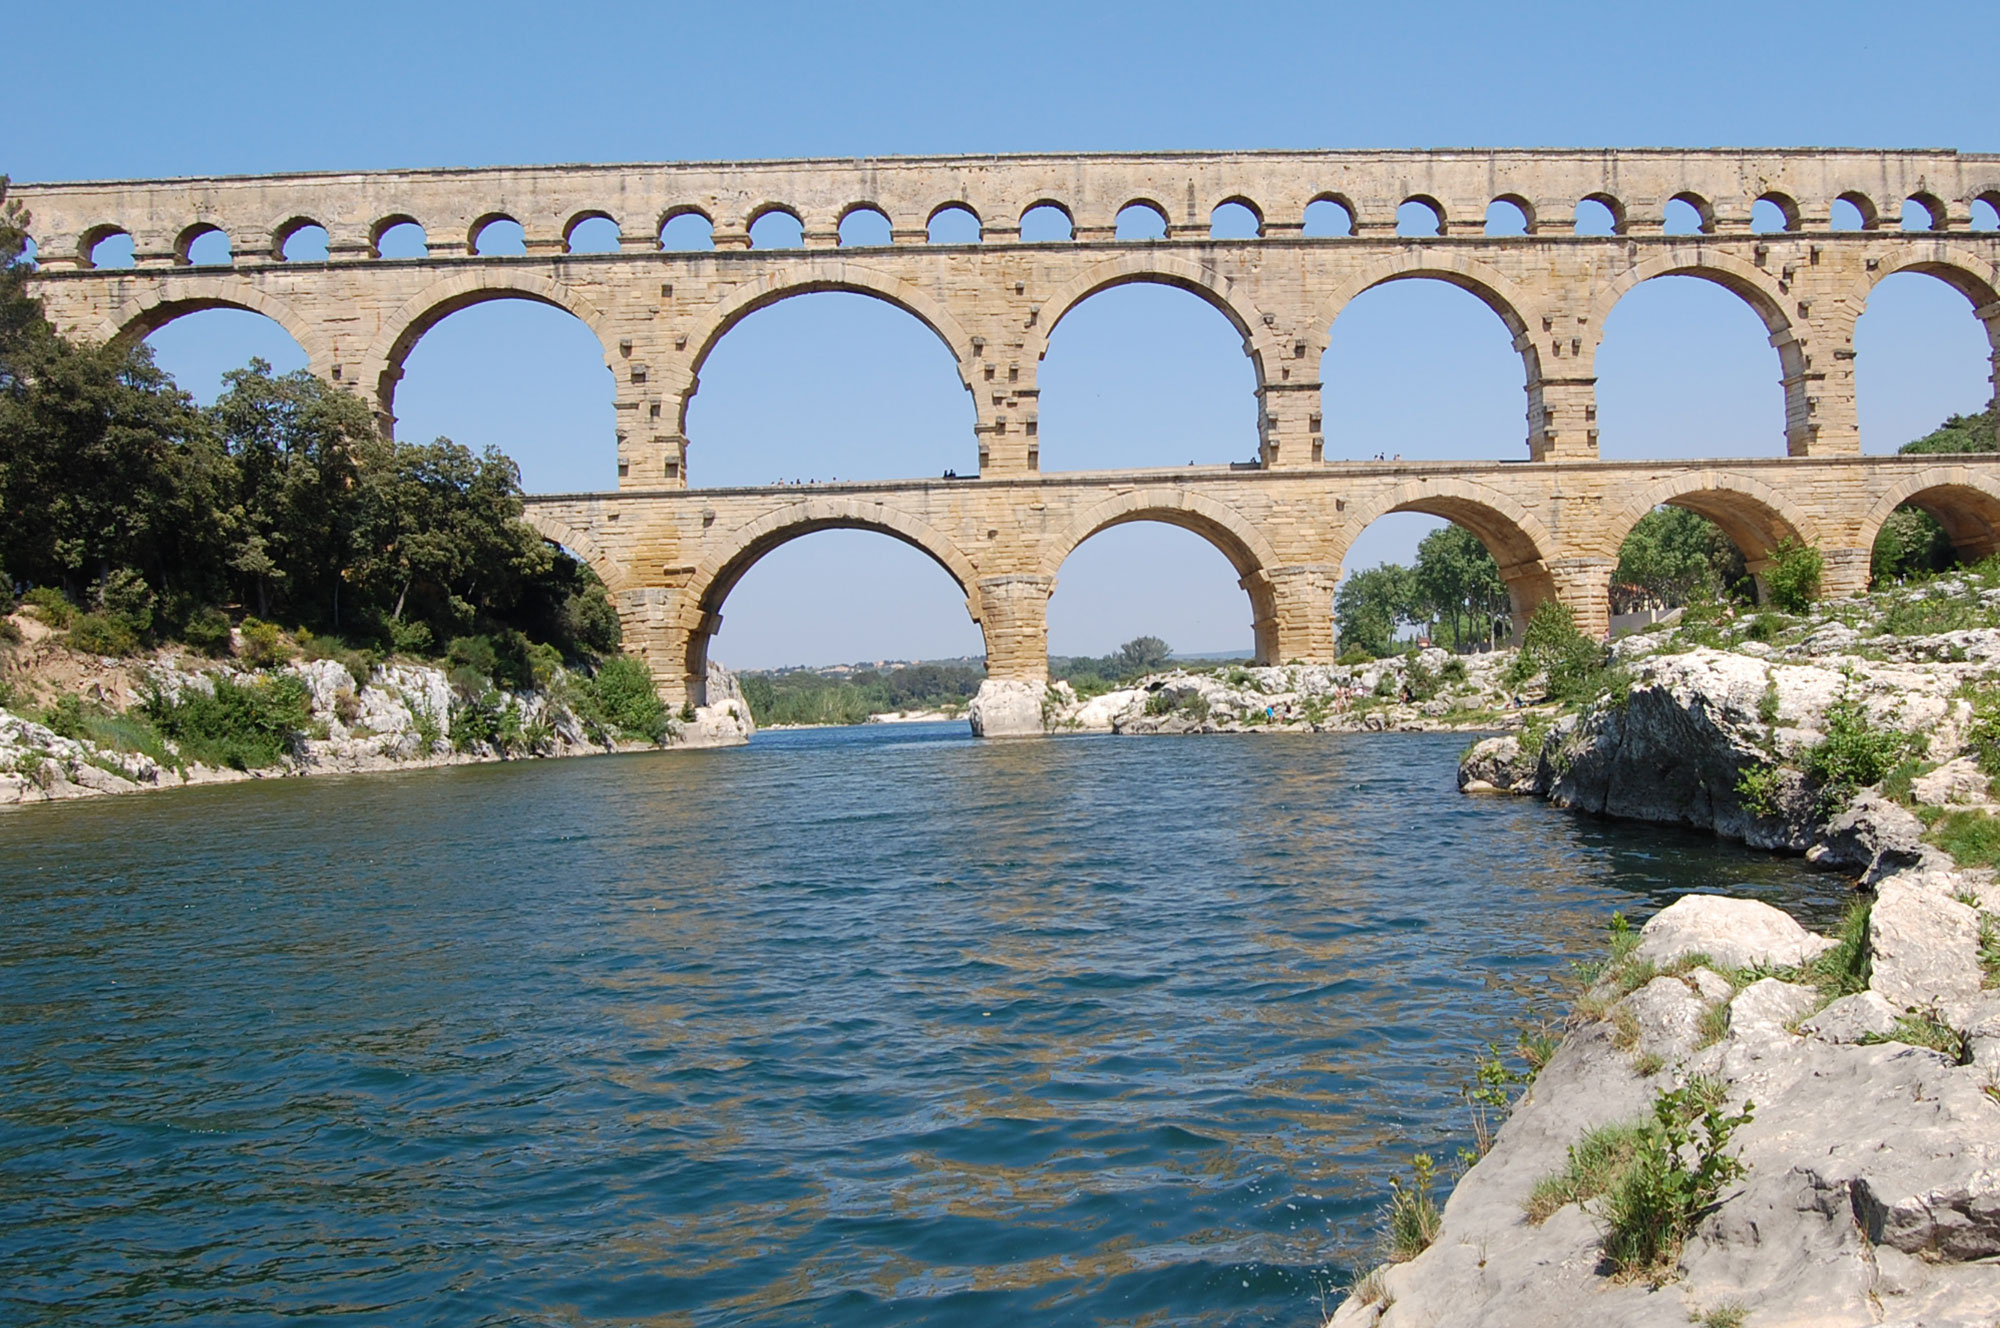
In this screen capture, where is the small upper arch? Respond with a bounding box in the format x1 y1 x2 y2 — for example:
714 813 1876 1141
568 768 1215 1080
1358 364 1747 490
469 213 526 256
746 204 805 249
1971 191 2000 232
1486 194 1535 236
1664 191 1715 235
1020 199 1075 243
1902 192 1948 233
273 216 327 262
1753 192 1801 233
79 224 133 270
1575 193 1625 236
926 202 981 244
563 209 622 253
1397 195 1446 237
1830 191 1879 231
837 202 894 248
1303 193 1356 237
371 214 428 258
1113 198 1169 241
658 205 716 251
1209 196 1263 239
175 222 233 267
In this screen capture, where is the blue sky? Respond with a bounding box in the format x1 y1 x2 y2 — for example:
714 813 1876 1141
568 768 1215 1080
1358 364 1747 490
15 0 1998 668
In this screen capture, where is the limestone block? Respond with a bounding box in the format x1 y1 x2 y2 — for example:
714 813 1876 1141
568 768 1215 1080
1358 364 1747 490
967 679 1047 737
1870 877 1984 1009
1633 894 1834 972
1800 990 1902 1044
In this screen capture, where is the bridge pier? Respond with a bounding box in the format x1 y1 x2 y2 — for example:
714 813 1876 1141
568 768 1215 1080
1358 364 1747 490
1546 558 1614 640
976 575 1055 685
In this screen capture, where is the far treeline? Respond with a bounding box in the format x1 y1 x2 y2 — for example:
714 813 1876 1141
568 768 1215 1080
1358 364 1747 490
0 179 643 703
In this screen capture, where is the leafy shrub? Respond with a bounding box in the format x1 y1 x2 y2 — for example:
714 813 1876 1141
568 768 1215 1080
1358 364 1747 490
1800 897 1872 996
23 587 77 629
237 618 294 668
1734 762 1784 818
180 607 234 657
1599 1081 1754 1280
1144 690 1175 716
43 693 86 738
92 568 154 637
1517 599 1614 703
1336 646 1376 666
451 689 506 752
0 618 21 646
1404 654 1441 702
573 655 670 744
144 675 313 771
1439 657 1468 683
1177 692 1211 721
388 618 434 655
66 612 140 656
1763 539 1823 614
1962 681 2000 777
1798 698 1920 802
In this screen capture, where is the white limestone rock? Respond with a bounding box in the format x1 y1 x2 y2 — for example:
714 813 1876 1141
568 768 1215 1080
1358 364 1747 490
1911 756 1994 808
1631 894 1834 972
966 679 1048 737
1800 990 1902 1044
1869 875 1985 1010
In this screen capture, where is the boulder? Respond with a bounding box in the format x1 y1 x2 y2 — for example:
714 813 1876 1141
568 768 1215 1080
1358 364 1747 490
1869 876 1985 1009
1631 894 1834 972
1458 734 1532 794
1622 974 1708 1060
1911 756 1994 808
1808 791 1929 883
1800 990 1902 1044
966 679 1047 737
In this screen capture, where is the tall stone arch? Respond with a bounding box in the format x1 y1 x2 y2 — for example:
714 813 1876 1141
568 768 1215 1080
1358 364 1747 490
103 281 333 375
357 271 616 434
1587 251 1814 455
675 497 984 702
1836 248 2000 454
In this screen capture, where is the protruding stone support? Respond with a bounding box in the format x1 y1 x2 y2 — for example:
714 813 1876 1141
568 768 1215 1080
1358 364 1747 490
1260 564 1340 663
1546 556 1615 640
1528 374 1599 460
976 574 1054 684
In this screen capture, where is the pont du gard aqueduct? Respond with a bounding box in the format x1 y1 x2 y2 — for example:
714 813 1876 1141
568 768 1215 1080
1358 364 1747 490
16 148 2000 710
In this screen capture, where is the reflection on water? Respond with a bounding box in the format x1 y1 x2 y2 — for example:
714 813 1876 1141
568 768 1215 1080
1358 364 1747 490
0 724 1843 1326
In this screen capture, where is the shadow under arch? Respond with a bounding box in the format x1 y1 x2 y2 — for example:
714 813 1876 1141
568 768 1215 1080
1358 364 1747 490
1334 478 1560 635
1038 487 1282 661
679 263 978 435
361 271 615 432
679 499 983 701
1860 467 2000 566
1601 470 1813 602
106 282 331 369
1313 254 1544 455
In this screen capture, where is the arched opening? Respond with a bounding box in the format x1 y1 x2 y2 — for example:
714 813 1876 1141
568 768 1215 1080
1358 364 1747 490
1595 275 1789 459
471 216 526 256
278 220 329 262
684 291 975 487
392 298 616 493
565 214 621 254
927 204 980 244
1114 201 1167 241
177 225 232 267
1604 489 1802 624
1973 196 2000 233
1856 270 1998 454
1396 197 1443 238
1830 193 1876 232
1575 195 1623 236
1752 195 1799 233
1902 195 1947 233
1335 501 1553 653
1303 196 1354 237
700 528 984 685
1871 485 2000 584
1321 278 1527 460
1049 521 1260 674
659 210 715 251
1610 506 1752 632
838 206 892 248
1485 197 1531 236
1020 203 1073 243
748 208 804 249
1209 199 1261 240
1663 194 1712 236
1035 282 1259 470
142 308 310 405
16 235 36 269
373 217 428 259
85 228 135 270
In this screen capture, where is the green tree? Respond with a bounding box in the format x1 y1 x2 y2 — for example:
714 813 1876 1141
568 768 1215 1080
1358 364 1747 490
1763 538 1823 614
1870 504 1955 584
1335 563 1417 658
1613 507 1746 611
1412 525 1508 650
1115 635 1173 675
1899 400 1998 455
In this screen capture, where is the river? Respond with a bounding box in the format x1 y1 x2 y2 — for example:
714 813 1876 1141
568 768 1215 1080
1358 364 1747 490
0 723 1845 1326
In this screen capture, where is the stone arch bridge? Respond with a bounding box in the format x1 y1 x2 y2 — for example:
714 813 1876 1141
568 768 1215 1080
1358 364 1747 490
15 149 2000 709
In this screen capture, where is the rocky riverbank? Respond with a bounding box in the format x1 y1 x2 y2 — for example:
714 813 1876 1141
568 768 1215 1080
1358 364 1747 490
968 648 1526 738
1329 587 2000 1326
0 613 752 807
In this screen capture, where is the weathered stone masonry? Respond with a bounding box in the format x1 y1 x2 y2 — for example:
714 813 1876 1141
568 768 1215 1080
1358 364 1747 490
17 150 2000 705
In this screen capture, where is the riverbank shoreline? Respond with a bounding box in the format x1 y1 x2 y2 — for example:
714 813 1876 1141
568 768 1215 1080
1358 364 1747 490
1327 587 2000 1326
